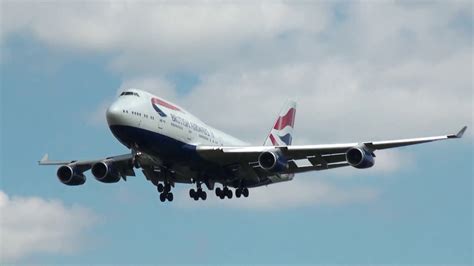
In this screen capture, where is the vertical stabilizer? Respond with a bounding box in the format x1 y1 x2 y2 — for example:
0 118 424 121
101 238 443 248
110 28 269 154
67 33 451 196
263 100 297 146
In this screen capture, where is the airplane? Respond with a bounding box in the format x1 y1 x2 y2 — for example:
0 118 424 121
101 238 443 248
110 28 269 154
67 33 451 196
39 89 467 202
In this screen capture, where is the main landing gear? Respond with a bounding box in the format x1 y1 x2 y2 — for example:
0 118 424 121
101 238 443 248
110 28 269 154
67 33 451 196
157 182 173 202
189 188 207 201
189 182 207 201
215 186 233 199
235 187 249 198
214 186 250 199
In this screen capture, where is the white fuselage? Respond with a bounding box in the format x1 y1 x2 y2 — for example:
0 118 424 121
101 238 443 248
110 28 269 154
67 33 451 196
106 89 247 161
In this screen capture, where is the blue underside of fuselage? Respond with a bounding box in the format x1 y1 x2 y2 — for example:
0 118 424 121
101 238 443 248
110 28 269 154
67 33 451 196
109 125 200 163
109 125 271 187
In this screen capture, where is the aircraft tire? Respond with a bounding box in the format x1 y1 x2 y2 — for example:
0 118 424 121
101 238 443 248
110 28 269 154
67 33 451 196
167 192 173 202
243 188 249 197
236 189 241 198
157 183 164 193
189 189 195 198
201 191 207 200
159 193 166 202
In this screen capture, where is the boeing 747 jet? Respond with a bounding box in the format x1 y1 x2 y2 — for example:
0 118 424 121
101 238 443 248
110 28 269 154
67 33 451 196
40 89 467 202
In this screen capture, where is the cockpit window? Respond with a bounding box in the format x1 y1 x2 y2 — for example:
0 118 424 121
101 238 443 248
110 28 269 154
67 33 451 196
120 91 140 97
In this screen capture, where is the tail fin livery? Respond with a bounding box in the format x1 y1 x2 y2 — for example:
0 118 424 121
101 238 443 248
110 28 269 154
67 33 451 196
264 100 297 146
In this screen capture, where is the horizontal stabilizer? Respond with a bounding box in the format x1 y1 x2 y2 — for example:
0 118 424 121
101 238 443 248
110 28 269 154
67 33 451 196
39 153 48 163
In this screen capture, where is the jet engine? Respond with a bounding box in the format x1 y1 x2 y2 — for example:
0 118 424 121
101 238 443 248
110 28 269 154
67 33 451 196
346 147 375 169
258 151 289 172
56 165 86 186
91 161 121 183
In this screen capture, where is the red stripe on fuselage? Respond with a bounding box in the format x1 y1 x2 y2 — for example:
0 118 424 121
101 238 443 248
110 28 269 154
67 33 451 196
152 98 181 111
273 108 296 130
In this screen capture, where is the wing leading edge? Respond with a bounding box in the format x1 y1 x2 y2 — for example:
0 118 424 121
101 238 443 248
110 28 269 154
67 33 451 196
364 126 467 150
39 153 136 178
197 126 467 173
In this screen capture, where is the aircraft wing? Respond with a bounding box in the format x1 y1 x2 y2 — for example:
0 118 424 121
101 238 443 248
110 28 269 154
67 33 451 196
197 126 467 172
38 153 136 177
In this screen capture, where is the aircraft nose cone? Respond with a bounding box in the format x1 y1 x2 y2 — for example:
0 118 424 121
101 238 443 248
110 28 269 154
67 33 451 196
106 102 122 126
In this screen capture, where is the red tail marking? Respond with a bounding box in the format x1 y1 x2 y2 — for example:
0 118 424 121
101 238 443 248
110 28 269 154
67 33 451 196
273 108 296 130
269 134 278 146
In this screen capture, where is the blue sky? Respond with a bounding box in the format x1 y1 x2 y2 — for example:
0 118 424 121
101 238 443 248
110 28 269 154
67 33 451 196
1 1 472 264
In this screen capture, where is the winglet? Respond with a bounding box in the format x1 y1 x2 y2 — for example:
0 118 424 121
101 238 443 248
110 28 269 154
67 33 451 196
39 153 49 164
448 126 467 139
456 126 467 138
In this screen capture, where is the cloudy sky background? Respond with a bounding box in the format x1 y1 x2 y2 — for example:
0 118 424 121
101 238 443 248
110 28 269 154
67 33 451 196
1 1 472 264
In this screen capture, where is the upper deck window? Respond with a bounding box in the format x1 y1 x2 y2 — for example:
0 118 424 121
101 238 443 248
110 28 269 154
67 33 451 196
120 91 140 97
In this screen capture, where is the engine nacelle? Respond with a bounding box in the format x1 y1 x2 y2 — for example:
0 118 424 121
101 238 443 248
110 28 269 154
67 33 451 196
346 147 375 169
56 165 86 186
91 161 121 183
258 151 289 172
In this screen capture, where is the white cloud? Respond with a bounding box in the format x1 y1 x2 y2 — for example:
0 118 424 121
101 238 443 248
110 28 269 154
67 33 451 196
85 100 111 126
130 54 470 145
175 178 379 210
370 150 414 174
119 76 177 100
0 191 98 262
2 2 471 139
327 149 414 178
1 1 330 74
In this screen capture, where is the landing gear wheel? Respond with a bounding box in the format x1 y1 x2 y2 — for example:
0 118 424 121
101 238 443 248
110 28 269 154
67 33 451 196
167 192 174 202
236 189 242 198
201 191 207 200
157 183 164 193
227 189 233 199
243 188 249 197
215 187 222 197
159 193 166 202
189 189 196 198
